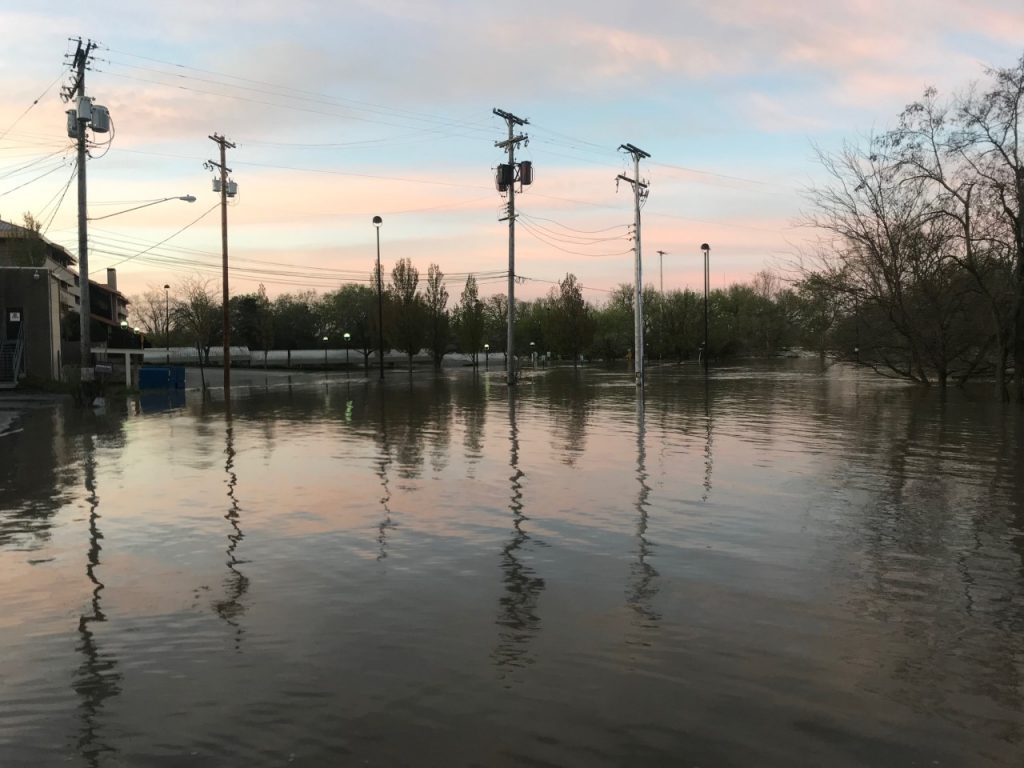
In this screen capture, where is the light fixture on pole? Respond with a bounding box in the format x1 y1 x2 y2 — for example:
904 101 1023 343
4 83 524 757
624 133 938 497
322 335 329 368
484 342 490 369
701 243 710 371
343 332 351 367
373 215 384 382
87 195 196 221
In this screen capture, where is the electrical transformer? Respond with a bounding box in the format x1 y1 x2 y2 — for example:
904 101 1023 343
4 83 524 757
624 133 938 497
66 110 80 139
90 105 111 133
519 161 533 186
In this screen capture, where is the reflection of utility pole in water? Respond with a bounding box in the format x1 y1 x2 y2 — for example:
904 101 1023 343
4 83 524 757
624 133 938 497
213 418 249 649
627 394 660 625
702 377 714 503
376 396 394 561
74 434 121 767
492 391 545 678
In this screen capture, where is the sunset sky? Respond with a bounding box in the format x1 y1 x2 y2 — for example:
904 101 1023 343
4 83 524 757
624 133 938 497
2 1 1023 307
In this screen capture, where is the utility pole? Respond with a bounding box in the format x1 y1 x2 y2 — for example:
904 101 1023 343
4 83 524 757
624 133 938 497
64 38 97 377
657 250 667 295
205 134 236 398
618 144 650 386
701 243 710 371
494 108 529 386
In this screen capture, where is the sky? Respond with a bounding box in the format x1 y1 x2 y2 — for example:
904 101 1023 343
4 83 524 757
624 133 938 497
2 0 1023 309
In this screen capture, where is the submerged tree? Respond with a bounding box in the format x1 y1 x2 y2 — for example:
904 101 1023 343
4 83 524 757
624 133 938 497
424 263 450 368
454 275 486 365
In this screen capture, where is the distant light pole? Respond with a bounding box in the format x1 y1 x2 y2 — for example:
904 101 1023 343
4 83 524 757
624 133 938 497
530 340 536 367
484 343 490 369
163 283 170 363
134 326 143 351
701 243 710 370
343 331 351 367
373 215 384 381
322 335 329 368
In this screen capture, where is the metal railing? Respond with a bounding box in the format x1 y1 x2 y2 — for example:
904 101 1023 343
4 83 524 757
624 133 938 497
0 323 25 386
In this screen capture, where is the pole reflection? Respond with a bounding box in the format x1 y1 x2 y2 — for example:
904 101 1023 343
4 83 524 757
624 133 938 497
627 393 660 626
74 433 121 766
493 391 545 678
213 418 249 649
376 394 395 561
702 374 714 502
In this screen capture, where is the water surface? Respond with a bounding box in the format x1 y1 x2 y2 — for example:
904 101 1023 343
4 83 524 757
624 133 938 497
1 362 1022 766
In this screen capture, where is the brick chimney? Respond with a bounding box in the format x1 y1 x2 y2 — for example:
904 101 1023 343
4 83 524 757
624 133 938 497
106 268 117 292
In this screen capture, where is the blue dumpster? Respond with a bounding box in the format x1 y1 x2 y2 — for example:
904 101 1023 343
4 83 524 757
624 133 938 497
139 366 186 390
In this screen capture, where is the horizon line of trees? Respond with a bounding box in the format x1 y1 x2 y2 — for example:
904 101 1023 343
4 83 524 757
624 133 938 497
129 263 819 371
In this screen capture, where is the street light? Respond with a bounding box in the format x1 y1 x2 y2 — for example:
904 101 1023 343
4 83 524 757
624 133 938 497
134 326 143 351
373 215 384 381
88 195 196 221
484 342 490 369
322 335 329 368
343 332 351 367
701 243 710 370
163 283 170 363
530 340 536 367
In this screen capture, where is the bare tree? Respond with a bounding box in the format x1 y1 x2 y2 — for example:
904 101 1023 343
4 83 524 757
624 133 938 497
424 263 449 368
174 276 219 390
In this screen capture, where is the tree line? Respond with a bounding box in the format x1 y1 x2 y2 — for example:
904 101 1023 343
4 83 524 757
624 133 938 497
131 262 819 370
800 53 1024 400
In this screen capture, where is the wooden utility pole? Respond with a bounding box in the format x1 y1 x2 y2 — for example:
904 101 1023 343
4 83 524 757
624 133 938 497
206 134 236 399
494 108 528 386
66 39 96 375
618 144 650 386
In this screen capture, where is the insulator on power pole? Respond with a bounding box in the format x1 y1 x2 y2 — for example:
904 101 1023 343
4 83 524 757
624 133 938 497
90 105 110 133
519 161 533 186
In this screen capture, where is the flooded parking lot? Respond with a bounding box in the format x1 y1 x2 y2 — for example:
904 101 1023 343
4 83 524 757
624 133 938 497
1 362 1022 766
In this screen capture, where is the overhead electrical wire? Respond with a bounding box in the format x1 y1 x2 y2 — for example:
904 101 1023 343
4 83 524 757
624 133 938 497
0 67 69 144
99 47 495 138
0 159 74 200
40 166 78 234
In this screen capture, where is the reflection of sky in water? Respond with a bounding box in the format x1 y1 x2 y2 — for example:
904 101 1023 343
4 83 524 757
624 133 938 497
0 362 1022 766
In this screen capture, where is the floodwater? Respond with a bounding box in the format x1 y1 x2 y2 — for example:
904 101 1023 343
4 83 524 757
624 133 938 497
1 362 1022 767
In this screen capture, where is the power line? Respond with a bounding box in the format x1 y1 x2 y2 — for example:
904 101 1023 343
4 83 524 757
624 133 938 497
0 67 69 144
0 159 74 200
98 202 220 271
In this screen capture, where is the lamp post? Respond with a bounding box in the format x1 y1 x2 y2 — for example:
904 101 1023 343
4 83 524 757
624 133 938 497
163 283 170 363
343 332 351 367
373 216 384 381
484 342 490 369
530 340 535 367
134 326 143 351
322 335 329 368
701 243 710 371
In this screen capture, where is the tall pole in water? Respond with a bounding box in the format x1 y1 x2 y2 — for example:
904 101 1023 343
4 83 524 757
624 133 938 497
493 108 529 386
374 216 384 381
701 243 710 370
617 143 650 385
206 134 236 398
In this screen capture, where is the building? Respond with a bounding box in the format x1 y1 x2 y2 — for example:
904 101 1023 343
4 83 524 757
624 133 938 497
0 219 130 387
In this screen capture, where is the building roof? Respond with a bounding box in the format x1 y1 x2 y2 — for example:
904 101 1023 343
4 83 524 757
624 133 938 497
0 219 77 268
